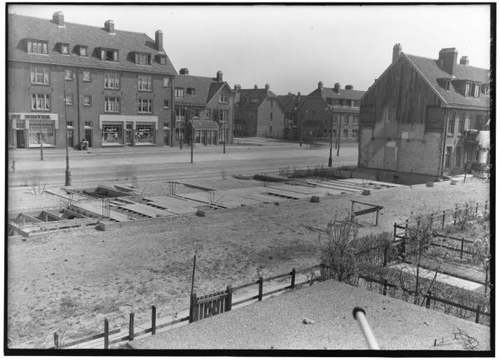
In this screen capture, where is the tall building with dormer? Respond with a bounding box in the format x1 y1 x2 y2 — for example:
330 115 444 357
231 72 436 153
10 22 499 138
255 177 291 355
8 12 177 148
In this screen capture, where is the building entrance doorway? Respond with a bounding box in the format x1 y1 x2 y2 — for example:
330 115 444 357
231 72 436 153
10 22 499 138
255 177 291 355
67 129 74 148
125 123 134 145
85 129 92 147
16 130 25 148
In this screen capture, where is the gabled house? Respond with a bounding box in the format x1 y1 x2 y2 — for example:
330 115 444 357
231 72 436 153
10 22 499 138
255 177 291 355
234 84 285 138
8 12 177 148
298 82 365 144
359 44 490 183
173 69 234 146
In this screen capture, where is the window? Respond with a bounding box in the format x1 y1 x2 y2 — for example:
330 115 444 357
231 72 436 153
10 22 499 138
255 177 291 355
175 88 184 98
481 84 489 95
445 147 452 169
104 97 120 113
270 112 273 121
343 129 348 137
64 95 73 105
104 72 120 89
27 40 48 54
102 125 123 145
138 99 152 113
458 116 465 134
474 84 480 97
163 99 169 109
158 55 166 65
163 78 170 87
82 71 91 82
219 93 228 103
455 147 462 168
66 121 73 128
464 83 470 97
135 53 151 65
83 95 92 106
352 129 358 138
30 66 49 85
84 121 93 127
101 49 118 61
64 70 73 80
137 75 152 91
31 94 50 111
79 46 88 56
447 114 455 134
60 43 69 55
135 125 155 144
187 88 196 95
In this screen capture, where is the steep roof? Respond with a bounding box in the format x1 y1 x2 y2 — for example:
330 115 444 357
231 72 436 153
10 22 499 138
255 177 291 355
276 94 299 113
174 75 228 106
308 87 365 100
236 88 277 109
8 13 177 75
404 54 490 109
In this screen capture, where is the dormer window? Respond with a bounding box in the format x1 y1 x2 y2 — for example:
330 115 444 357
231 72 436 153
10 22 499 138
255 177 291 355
100 48 119 61
473 84 480 97
27 39 48 54
464 83 471 97
78 46 88 56
186 88 196 95
59 43 70 55
134 52 152 65
481 84 490 95
157 54 166 65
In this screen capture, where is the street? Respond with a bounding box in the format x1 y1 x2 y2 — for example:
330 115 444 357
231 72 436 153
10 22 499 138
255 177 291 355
8 141 358 188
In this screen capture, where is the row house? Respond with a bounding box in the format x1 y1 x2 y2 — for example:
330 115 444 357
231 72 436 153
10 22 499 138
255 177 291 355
173 68 234 146
298 82 365 144
233 84 285 138
8 12 177 148
276 93 302 140
358 44 490 183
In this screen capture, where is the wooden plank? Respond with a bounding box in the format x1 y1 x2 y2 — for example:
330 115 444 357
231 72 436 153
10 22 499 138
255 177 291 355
7 222 30 237
353 207 380 216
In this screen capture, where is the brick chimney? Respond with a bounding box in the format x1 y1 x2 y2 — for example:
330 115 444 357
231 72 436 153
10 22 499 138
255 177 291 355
318 81 323 90
460 56 469 65
254 85 258 89
234 84 241 91
392 43 402 64
104 20 115 34
52 11 64 27
179 68 189 75
345 85 353 90
216 71 223 82
265 84 270 91
334 83 341 93
155 30 163 51
438 48 458 75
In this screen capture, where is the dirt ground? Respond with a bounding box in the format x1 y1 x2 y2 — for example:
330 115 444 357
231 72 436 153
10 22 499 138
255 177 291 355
7 177 489 348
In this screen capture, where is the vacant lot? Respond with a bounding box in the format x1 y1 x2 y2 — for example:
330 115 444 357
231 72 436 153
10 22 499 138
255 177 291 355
7 177 489 348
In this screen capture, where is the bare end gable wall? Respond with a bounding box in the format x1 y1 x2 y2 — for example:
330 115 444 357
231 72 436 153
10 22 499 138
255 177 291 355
359 56 444 178
256 100 285 138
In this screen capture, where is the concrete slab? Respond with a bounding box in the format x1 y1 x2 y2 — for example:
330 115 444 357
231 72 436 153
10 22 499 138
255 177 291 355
114 202 174 218
72 200 132 222
144 196 202 215
390 263 483 291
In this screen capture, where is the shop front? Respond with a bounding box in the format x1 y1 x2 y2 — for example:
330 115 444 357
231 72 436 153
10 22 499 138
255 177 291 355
191 118 219 145
99 115 158 147
9 113 59 148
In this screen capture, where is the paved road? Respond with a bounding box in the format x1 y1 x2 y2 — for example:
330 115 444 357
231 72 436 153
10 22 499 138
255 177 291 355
8 142 358 187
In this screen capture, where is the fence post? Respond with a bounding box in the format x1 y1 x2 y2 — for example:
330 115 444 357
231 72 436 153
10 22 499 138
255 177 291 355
485 201 488 216
393 223 397 243
258 277 263 301
53 332 59 349
383 245 388 267
290 268 296 289
129 312 135 341
103 319 109 349
151 306 156 335
425 292 431 308
189 293 197 323
441 210 445 229
453 205 457 225
475 305 481 323
226 285 232 312
383 279 388 296
460 238 464 259
475 202 479 217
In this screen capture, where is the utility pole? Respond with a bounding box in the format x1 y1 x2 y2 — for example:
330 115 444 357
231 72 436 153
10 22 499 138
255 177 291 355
328 113 333 167
222 110 226 154
190 119 194 164
63 80 71 186
39 128 44 161
336 114 341 157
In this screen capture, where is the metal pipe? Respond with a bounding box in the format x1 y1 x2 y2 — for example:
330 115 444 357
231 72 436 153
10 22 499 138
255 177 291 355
353 307 380 349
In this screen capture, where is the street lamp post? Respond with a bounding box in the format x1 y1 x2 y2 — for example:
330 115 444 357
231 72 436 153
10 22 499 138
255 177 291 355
39 129 44 161
63 81 71 186
190 120 194 164
336 114 341 157
328 114 333 167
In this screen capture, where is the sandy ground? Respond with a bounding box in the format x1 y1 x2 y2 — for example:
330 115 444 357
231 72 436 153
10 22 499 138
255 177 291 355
129 279 490 350
7 177 489 348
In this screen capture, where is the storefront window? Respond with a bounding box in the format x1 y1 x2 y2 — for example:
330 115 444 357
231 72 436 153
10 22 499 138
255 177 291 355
102 124 123 145
28 120 55 146
135 125 155 144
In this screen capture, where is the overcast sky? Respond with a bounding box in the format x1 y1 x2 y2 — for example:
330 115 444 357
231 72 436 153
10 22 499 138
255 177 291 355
9 4 491 95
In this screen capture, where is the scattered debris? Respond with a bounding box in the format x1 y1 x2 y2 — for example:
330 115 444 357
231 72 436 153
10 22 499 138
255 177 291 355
361 190 371 196
196 210 206 217
302 318 315 325
95 222 106 231
310 196 320 203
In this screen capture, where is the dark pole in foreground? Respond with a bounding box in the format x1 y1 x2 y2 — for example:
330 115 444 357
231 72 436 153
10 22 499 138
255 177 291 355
353 307 380 349
190 121 194 164
328 114 333 167
223 122 226 154
190 253 197 296
65 135 71 186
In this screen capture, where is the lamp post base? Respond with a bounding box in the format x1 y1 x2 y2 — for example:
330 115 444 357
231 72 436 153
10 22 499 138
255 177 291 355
65 169 72 187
